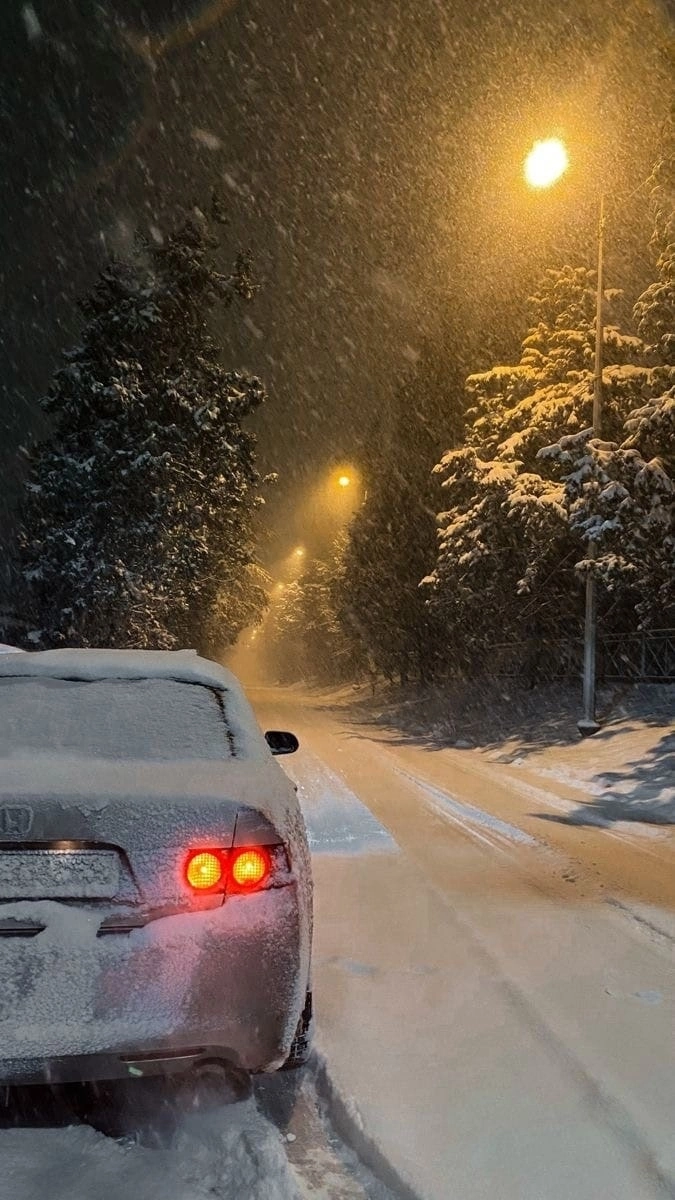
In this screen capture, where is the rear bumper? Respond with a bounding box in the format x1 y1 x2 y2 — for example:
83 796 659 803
0 885 311 1085
0 1046 249 1086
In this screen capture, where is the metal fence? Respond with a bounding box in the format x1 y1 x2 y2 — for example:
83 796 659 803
491 628 675 684
599 628 675 683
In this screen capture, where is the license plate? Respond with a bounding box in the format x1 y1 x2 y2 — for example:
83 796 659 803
0 850 120 899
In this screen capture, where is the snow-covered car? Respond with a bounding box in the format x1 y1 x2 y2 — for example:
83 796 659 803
0 649 313 1086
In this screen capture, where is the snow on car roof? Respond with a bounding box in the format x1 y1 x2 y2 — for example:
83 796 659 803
0 647 234 690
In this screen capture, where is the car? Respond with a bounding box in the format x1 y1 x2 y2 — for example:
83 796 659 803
0 648 313 1088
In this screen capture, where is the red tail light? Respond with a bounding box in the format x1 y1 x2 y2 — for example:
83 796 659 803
231 847 271 890
185 850 225 892
183 846 275 895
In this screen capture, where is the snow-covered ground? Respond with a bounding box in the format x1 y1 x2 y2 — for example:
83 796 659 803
1 681 673 1200
253 685 675 1200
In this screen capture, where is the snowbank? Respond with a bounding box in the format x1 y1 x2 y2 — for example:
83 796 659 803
0 1099 300 1200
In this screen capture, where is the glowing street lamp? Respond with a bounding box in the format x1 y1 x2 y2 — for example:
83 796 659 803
338 474 351 489
524 138 569 189
294 546 306 559
524 137 604 736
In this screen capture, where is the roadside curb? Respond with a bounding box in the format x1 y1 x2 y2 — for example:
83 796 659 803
310 1050 425 1200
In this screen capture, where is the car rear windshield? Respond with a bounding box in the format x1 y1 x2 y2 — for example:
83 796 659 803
0 677 234 760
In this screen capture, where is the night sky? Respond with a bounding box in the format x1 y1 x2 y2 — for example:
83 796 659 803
1 0 672 557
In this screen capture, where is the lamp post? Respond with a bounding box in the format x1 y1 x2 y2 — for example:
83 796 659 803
524 139 604 735
578 193 605 737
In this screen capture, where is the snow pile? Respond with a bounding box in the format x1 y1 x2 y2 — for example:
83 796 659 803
0 1099 300 1200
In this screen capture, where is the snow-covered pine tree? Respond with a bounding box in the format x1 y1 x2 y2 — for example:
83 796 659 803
17 209 267 651
542 132 674 629
267 536 364 685
265 580 307 683
424 266 642 675
340 334 466 684
202 561 271 661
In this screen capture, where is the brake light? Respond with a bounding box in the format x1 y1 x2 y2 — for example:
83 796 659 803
185 850 224 891
183 846 277 895
231 847 271 889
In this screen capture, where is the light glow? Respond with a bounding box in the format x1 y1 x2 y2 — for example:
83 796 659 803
524 138 569 189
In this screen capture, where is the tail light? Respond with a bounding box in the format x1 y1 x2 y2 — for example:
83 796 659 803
231 847 270 890
184 845 279 896
185 851 225 892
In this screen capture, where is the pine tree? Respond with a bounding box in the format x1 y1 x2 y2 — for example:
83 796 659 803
543 134 674 630
341 332 466 684
16 209 267 651
265 580 307 683
202 562 271 660
266 536 363 685
425 266 642 675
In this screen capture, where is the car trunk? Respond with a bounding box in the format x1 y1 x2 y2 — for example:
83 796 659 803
0 756 282 922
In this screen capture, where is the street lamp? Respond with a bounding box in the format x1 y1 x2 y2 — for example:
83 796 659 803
524 138 569 189
523 138 603 736
338 474 351 488
579 193 605 738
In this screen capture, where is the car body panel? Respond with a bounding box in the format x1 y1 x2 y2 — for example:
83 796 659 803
0 886 303 1082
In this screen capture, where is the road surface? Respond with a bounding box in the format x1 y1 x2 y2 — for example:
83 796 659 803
252 685 675 1200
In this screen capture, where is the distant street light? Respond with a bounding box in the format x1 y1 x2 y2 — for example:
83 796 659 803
338 474 351 488
524 138 603 736
294 546 306 558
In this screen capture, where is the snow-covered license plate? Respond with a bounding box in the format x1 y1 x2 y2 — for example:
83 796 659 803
0 850 120 899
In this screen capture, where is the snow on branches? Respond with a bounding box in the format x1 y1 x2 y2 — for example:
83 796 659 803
17 213 268 651
425 238 674 668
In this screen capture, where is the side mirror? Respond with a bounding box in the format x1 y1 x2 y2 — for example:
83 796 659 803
265 730 299 756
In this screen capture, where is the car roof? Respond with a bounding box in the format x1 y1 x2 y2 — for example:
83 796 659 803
0 648 236 691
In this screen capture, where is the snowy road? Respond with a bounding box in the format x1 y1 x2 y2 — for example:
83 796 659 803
252 686 675 1200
